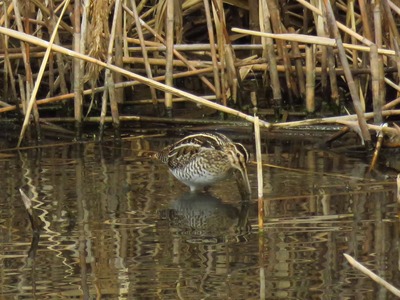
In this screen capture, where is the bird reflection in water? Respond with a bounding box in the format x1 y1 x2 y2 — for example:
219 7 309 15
160 192 250 243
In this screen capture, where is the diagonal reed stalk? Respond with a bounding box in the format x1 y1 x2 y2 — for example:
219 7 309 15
344 253 400 297
323 0 371 144
17 0 71 147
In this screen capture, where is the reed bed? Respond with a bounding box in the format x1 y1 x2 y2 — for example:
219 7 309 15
0 0 400 146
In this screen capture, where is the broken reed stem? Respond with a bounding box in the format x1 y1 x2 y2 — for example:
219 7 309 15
254 116 264 231
323 0 371 144
129 0 158 107
344 254 400 297
305 44 315 113
17 0 70 147
368 123 386 172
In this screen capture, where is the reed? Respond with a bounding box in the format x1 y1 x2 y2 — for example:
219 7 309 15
254 116 264 230
164 0 174 115
259 0 282 117
344 254 400 297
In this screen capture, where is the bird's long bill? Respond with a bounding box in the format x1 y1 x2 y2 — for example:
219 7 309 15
234 164 251 200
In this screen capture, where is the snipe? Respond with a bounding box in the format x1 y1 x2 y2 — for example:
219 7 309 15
156 133 251 197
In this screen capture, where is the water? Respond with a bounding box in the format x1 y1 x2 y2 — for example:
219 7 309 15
0 133 399 299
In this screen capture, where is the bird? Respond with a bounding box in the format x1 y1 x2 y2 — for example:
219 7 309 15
155 132 251 198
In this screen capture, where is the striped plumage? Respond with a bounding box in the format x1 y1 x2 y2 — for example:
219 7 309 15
156 133 251 196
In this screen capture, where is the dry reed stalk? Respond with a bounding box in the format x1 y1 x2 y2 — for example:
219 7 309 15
80 0 89 100
73 0 83 138
310 0 327 89
0 26 271 128
305 45 315 113
383 96 400 109
17 0 71 147
100 0 122 138
232 27 396 55
123 55 206 67
136 0 148 14
203 0 221 101
126 42 265 52
214 1 238 104
211 0 227 106
271 109 400 128
358 0 373 40
385 77 400 93
327 46 339 106
114 0 124 103
289 27 304 98
129 95 217 104
174 0 183 44
266 0 294 103
254 116 264 230
259 0 281 117
347 0 361 104
344 254 400 297
370 44 382 123
323 0 371 144
373 1 386 124
164 0 175 114
0 2 14 26
129 0 158 108
41 115 251 126
2 3 18 109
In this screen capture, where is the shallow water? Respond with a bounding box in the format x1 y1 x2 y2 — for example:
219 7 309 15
0 133 399 299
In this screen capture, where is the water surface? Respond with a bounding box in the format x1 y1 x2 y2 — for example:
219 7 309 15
0 133 399 299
